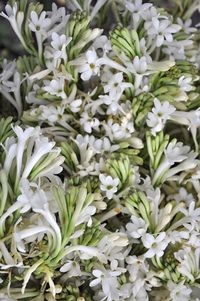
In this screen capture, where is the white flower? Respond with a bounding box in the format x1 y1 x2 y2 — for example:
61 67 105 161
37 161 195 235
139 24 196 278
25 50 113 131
60 260 82 277
104 72 132 100
29 11 51 33
50 32 71 61
175 248 200 282
43 78 66 99
99 174 119 199
163 39 192 61
0 3 26 49
145 18 181 47
75 205 96 227
125 0 152 28
126 0 152 14
168 281 192 301
178 76 194 92
168 187 195 206
40 105 65 124
142 232 169 258
132 56 148 74
152 140 198 185
177 18 197 34
180 201 200 220
2 125 64 182
93 137 119 153
99 94 120 115
103 119 134 142
126 255 148 282
126 216 147 239
90 268 123 301
69 98 82 113
80 111 100 133
119 56 174 89
170 110 200 148
73 134 97 165
147 99 176 136
165 141 191 165
14 220 54 253
78 49 101 81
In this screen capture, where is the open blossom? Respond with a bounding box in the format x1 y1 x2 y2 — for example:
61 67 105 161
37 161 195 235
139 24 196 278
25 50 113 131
43 78 66 99
103 118 134 142
50 32 71 61
167 281 192 301
60 260 82 277
147 99 176 135
99 174 119 199
29 11 51 33
125 0 152 28
40 105 65 124
78 49 101 81
125 0 152 14
165 141 191 165
178 76 194 92
90 268 123 301
177 18 197 34
80 111 100 133
104 72 132 100
142 232 169 258
145 18 181 47
126 216 147 239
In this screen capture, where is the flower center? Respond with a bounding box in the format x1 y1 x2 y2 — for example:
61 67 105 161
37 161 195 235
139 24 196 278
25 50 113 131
106 185 113 190
90 63 95 69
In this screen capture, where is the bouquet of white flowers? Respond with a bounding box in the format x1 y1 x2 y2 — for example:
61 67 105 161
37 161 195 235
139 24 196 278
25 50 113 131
0 0 200 300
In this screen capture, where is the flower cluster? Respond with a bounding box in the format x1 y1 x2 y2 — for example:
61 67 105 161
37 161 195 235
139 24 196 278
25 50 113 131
0 0 200 300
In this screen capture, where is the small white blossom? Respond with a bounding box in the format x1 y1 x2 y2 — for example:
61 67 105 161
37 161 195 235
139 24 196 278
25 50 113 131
125 0 152 13
142 232 169 258
147 99 176 135
145 18 181 47
80 111 100 133
165 141 191 165
178 76 194 92
29 11 51 33
168 187 194 206
103 119 134 142
125 0 152 28
78 49 101 81
104 72 132 100
99 174 119 199
50 32 71 61
177 18 197 34
43 78 66 99
40 105 65 124
69 98 82 113
175 248 200 282
90 268 123 301
168 281 192 301
126 216 148 239
60 260 82 277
